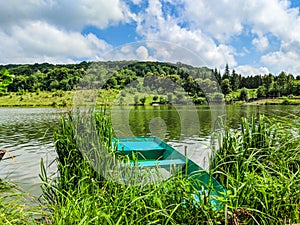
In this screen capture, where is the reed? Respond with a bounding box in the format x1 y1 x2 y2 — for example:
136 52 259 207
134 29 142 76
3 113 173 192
0 180 48 224
211 115 300 224
41 110 300 224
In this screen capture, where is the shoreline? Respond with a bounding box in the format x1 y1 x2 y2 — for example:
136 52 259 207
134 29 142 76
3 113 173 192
242 97 300 105
1 91 300 107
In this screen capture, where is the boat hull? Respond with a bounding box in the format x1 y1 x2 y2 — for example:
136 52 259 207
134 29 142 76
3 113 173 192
112 136 226 208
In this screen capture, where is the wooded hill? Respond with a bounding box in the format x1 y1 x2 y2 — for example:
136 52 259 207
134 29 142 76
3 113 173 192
1 61 300 103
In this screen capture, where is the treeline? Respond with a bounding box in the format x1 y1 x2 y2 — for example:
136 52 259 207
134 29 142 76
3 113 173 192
1 63 85 92
218 64 300 99
1 61 300 102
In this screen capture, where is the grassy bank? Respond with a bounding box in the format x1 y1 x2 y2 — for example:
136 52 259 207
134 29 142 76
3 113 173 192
245 97 300 105
1 89 300 107
0 180 49 224
0 91 74 107
36 110 300 224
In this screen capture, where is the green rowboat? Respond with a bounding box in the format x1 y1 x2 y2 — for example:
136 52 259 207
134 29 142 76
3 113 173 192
112 136 226 208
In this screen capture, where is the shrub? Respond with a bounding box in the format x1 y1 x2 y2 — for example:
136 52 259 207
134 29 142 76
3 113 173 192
239 88 249 101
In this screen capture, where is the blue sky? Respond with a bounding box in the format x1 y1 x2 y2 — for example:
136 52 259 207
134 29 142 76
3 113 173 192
1 0 300 76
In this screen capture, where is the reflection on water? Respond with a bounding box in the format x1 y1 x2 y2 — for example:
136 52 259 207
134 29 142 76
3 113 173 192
0 105 299 195
0 108 60 195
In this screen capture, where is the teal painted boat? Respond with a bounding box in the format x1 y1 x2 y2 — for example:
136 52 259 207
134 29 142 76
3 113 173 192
112 136 226 208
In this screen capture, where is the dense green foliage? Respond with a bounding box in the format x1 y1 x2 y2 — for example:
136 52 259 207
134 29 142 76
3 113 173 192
1 61 300 104
0 68 13 96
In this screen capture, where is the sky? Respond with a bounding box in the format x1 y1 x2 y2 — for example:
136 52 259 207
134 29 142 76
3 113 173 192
1 0 300 76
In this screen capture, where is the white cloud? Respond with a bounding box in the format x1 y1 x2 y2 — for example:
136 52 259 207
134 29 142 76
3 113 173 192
1 0 300 76
101 43 156 61
0 0 131 30
261 49 300 75
180 0 300 43
130 0 143 5
252 36 269 52
181 0 245 42
0 21 112 64
0 0 132 64
235 65 269 76
171 0 300 74
134 0 237 68
245 0 300 41
136 46 149 60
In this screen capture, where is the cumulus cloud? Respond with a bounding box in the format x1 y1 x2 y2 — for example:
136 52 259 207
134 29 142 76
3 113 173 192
235 65 270 76
0 0 131 30
101 43 156 61
1 0 300 76
261 49 300 75
136 46 149 60
181 0 245 42
134 0 237 68
252 36 269 52
166 0 300 74
0 0 131 64
0 21 112 64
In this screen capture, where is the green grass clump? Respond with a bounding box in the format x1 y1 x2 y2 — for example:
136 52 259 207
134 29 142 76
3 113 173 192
41 110 300 224
211 115 300 224
0 180 49 224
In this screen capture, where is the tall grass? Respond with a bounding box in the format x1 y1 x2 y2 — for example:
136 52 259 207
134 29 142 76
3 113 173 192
0 180 48 224
41 110 300 224
41 109 224 224
211 115 300 224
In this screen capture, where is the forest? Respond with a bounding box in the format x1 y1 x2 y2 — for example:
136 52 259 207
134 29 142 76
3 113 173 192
1 61 300 104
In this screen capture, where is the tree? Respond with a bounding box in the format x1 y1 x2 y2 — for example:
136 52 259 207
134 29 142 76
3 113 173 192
257 86 266 98
230 70 240 91
213 68 221 84
210 93 224 102
286 74 295 95
159 96 167 104
0 69 13 96
239 88 249 101
197 78 217 95
262 74 274 92
140 97 146 105
222 64 230 80
269 82 280 97
106 76 118 88
221 78 232 97
277 71 287 96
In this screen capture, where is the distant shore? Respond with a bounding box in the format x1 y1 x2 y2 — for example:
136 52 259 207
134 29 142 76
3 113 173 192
243 97 300 105
1 91 300 107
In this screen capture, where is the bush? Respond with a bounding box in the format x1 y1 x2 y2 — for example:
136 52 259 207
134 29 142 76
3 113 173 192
257 85 266 98
140 96 146 105
239 88 249 101
159 96 167 104
210 93 224 102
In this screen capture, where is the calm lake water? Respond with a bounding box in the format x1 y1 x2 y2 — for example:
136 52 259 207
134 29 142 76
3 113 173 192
0 105 299 195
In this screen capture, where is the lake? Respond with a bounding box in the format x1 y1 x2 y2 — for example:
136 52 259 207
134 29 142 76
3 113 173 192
0 105 299 196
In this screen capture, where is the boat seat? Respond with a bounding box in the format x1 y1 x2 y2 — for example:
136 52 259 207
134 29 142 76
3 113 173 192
130 159 185 167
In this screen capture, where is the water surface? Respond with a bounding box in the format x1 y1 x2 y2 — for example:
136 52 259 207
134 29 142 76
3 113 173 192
0 105 299 195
